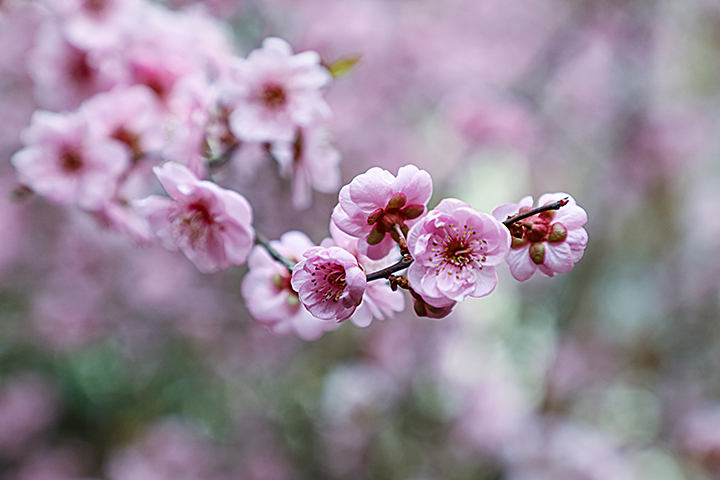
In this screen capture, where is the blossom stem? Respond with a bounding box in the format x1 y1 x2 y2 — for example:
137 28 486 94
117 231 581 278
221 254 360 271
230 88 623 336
255 232 296 272
366 256 414 282
207 141 240 171
502 197 569 227
392 223 410 256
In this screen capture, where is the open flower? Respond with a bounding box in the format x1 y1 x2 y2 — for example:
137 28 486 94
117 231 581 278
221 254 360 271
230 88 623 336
241 231 339 341
407 198 510 306
322 221 405 328
492 193 588 281
11 110 128 210
223 37 332 143
332 164 433 260
135 162 254 273
291 246 366 322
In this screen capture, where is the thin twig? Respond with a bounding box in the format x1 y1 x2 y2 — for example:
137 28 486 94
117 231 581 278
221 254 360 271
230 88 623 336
208 141 240 171
366 256 413 282
502 198 569 227
255 232 296 272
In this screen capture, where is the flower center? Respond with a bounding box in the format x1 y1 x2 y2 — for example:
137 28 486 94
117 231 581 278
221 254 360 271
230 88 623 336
60 150 83 173
174 201 216 248
310 263 347 303
69 49 94 85
84 0 108 15
427 223 487 279
112 127 143 160
260 82 287 109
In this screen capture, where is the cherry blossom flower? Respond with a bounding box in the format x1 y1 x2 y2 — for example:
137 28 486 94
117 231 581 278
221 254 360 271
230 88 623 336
135 162 254 273
11 110 128 210
164 75 215 178
28 21 119 111
270 126 341 210
291 245 366 322
322 221 405 328
81 85 166 160
242 231 339 341
407 198 510 306
42 0 143 50
223 37 332 143
492 193 588 281
332 164 433 260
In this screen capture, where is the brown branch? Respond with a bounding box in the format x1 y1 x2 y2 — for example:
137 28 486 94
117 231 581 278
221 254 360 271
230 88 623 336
255 232 296 272
366 256 413 282
502 198 569 227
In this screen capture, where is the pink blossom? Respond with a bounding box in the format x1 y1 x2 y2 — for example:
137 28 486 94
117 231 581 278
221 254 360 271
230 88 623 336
492 193 588 281
242 231 339 341
135 162 254 273
223 37 332 143
270 125 341 210
42 0 143 50
81 85 166 160
291 245 366 322
28 21 119 111
332 164 433 260
11 110 128 210
407 198 510 305
164 75 215 178
115 4 233 108
322 221 405 328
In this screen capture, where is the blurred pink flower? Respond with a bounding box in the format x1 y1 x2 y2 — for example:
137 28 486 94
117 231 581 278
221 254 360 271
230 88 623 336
11 110 128 210
270 126 341 210
242 231 339 341
407 198 510 305
446 94 538 152
135 162 254 273
164 75 215 178
81 85 166 160
28 21 119 110
42 0 143 50
492 193 588 281
116 4 232 107
224 37 332 143
322 221 405 328
332 164 433 260
291 245 366 322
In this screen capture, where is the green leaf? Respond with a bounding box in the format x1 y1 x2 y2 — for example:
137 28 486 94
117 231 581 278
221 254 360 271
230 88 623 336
327 54 362 79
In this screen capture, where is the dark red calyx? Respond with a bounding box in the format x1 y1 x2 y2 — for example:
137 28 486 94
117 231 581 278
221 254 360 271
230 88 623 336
365 193 423 244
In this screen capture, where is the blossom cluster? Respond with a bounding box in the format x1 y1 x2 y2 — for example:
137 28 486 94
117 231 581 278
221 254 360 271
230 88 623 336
254 164 588 332
8 1 587 341
11 0 341 268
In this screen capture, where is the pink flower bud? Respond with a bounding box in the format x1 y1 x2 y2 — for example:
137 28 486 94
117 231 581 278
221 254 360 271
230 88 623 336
492 193 588 281
332 164 433 260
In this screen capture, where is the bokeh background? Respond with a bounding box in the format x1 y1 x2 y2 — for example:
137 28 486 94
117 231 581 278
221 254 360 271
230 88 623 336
1 0 720 478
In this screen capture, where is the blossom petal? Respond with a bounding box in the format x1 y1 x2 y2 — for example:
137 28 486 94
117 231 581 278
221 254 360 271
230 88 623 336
506 244 536 281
